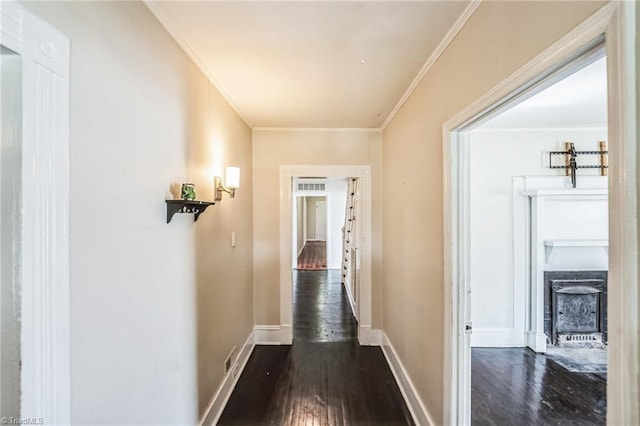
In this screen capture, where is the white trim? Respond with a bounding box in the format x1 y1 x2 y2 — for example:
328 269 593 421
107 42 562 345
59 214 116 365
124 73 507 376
343 277 357 321
253 127 381 133
605 2 639 424
381 0 482 130
279 165 373 346
280 324 293 345
143 2 251 128
2 3 71 422
443 3 621 425
357 326 382 346
381 333 434 426
253 325 283 345
200 331 255 426
472 126 609 133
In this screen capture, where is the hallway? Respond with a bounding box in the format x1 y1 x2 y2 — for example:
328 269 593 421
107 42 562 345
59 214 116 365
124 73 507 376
218 270 413 425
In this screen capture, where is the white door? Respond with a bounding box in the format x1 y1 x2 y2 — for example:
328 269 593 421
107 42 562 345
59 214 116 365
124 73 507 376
315 200 327 240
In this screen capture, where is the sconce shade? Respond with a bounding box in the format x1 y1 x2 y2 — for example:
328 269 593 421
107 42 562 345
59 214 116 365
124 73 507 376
226 167 240 189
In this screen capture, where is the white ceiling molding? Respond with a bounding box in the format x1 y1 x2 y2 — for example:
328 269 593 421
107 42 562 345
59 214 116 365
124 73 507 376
252 127 382 133
381 0 482 130
143 1 252 128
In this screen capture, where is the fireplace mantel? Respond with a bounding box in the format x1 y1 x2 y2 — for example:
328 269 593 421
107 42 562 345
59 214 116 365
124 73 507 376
514 176 609 353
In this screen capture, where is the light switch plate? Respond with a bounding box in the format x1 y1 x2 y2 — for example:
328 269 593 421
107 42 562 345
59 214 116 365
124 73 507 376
231 231 236 247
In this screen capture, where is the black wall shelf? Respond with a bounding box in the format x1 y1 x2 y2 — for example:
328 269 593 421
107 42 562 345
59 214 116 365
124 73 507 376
165 200 215 223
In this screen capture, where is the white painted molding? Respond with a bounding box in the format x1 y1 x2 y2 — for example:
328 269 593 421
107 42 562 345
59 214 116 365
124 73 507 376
253 325 283 345
472 126 608 133
605 2 639 424
4 3 72 422
280 324 293 345
200 331 255 426
381 0 482 130
357 326 382 346
253 127 382 133
343 280 357 322
442 3 619 425
381 333 434 426
0 2 23 53
143 1 251 128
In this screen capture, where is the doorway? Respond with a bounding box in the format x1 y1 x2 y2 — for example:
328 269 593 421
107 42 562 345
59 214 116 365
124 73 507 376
294 194 329 270
443 4 638 424
279 165 374 345
467 53 608 424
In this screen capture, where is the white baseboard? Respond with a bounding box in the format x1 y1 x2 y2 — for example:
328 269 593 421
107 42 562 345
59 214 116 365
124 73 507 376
343 281 357 321
381 333 434 426
358 325 382 346
471 327 526 347
280 324 292 344
253 325 283 345
200 331 255 426
527 330 548 353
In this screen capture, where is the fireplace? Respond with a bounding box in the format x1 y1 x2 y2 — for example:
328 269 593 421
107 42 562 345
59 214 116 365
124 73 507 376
544 271 607 347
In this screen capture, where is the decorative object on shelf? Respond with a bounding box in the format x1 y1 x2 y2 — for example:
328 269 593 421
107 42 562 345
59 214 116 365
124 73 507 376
214 166 240 201
181 182 196 200
548 141 608 188
165 200 214 223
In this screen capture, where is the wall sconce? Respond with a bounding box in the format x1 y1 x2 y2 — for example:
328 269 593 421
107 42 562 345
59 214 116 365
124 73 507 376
214 166 240 201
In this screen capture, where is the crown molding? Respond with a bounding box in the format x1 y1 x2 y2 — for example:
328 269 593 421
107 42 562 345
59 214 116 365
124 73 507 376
381 0 482 130
143 1 252 128
252 127 382 133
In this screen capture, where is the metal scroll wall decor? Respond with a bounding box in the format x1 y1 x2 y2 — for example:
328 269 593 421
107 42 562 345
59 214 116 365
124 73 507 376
548 141 608 188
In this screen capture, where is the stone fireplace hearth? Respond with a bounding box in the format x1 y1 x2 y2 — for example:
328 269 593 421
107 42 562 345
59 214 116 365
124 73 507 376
544 271 607 348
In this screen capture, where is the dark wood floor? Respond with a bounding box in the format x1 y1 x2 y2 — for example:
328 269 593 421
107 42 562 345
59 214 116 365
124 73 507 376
218 270 413 425
472 348 606 426
293 269 357 342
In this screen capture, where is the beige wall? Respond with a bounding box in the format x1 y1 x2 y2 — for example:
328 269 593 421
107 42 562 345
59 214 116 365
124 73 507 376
382 1 606 423
187 61 254 420
253 129 382 327
21 1 253 424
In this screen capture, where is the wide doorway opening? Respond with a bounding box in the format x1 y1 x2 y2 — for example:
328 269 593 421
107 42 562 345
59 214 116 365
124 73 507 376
468 53 608 424
442 8 638 419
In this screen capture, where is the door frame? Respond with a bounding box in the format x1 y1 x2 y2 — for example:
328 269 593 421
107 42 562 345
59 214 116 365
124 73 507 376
291 191 331 268
1 2 71 422
443 2 638 425
280 165 374 345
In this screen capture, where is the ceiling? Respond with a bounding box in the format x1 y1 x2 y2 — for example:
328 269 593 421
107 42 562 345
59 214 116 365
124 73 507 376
146 1 471 128
480 57 607 129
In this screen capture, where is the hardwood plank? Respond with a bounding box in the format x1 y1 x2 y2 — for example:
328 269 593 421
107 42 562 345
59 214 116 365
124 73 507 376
218 270 413 425
472 348 606 426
